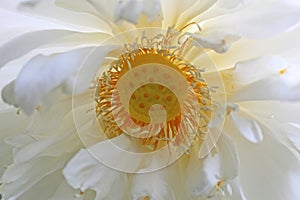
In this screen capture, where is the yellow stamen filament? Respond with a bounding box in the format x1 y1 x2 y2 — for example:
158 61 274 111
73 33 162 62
179 22 201 32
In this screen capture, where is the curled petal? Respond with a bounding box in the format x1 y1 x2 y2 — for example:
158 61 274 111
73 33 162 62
63 147 128 199
14 47 93 115
1 81 17 107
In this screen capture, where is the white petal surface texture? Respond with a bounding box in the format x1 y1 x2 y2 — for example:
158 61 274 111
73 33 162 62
115 0 161 24
228 120 300 200
131 170 176 200
1 157 65 200
1 93 83 200
70 45 118 94
0 30 73 68
13 47 94 115
230 107 263 143
160 0 200 28
171 0 217 29
0 29 111 69
287 123 300 153
1 81 17 107
234 101 300 156
0 109 29 176
12 0 113 32
55 0 115 21
224 54 300 102
186 134 240 199
204 0 300 39
56 0 161 25
63 146 128 200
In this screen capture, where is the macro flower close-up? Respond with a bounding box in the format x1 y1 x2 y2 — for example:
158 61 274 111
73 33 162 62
0 0 300 199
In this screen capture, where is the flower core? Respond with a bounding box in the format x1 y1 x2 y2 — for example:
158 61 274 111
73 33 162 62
95 29 212 150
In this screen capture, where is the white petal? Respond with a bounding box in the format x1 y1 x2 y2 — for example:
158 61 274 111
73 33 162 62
73 0 117 22
204 0 300 39
216 0 245 9
131 173 175 200
16 0 111 32
13 134 64 163
1 157 65 200
175 0 247 30
57 0 160 25
0 30 95 68
227 121 300 200
231 76 300 102
1 108 82 199
0 8 65 36
115 0 144 24
24 89 73 132
141 0 162 22
186 134 239 198
80 135 145 173
225 179 247 200
130 156 182 200
16 171 67 200
63 148 105 191
208 26 300 69
1 81 17 107
236 101 300 154
230 109 263 143
205 178 247 200
237 101 300 125
0 63 23 109
280 48 300 88
14 47 93 115
286 123 300 152
227 56 300 102
175 0 217 29
55 0 97 14
160 0 199 28
217 133 240 179
281 65 300 88
55 0 101 17
52 181 84 200
186 152 219 198
231 56 287 85
17 0 40 7
0 109 29 175
54 0 113 32
115 0 161 24
63 147 128 199
70 45 118 94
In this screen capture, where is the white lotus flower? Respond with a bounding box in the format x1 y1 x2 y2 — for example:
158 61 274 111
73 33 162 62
0 0 300 200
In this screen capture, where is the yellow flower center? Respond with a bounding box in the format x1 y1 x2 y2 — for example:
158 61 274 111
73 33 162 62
95 30 211 151
120 52 183 123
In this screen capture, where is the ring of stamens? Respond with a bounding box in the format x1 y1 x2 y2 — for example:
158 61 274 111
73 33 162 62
95 32 211 151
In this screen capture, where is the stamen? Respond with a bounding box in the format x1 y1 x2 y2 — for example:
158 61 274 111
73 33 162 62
179 22 202 32
95 29 212 151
